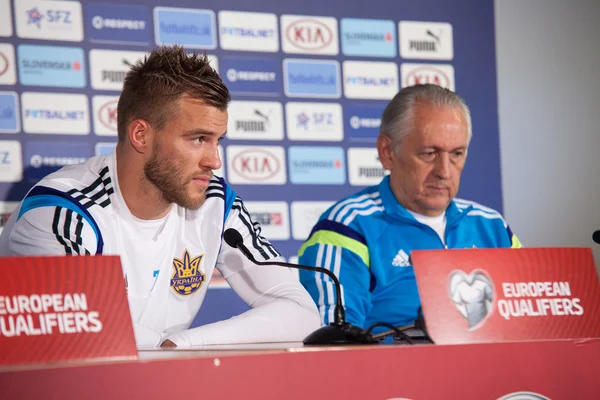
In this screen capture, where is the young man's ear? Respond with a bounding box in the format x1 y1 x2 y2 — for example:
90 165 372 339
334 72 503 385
128 120 151 153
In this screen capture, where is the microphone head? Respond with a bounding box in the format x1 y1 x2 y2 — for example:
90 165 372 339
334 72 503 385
224 228 244 248
593 230 600 244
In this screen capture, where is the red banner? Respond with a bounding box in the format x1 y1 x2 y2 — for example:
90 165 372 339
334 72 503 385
0 339 599 399
0 255 137 367
411 247 600 344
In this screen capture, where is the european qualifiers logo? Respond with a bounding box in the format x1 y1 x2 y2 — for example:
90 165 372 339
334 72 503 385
497 392 551 400
0 293 103 337
448 269 495 330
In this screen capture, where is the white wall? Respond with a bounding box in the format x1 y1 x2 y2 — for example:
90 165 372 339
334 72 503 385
495 0 600 271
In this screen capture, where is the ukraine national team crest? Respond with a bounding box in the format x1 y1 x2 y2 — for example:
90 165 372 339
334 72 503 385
170 250 206 296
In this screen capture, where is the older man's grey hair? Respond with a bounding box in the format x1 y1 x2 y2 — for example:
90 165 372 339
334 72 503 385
379 84 472 150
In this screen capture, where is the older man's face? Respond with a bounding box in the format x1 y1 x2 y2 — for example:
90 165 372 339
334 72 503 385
377 102 469 216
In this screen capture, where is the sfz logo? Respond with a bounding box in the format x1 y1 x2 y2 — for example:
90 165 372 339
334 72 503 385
27 7 72 28
448 269 494 330
170 249 205 296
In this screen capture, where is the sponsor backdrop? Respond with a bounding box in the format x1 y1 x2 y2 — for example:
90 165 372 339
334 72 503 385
0 0 500 326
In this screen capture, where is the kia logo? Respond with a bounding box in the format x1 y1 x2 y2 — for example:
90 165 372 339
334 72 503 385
286 19 333 51
404 66 450 89
0 52 8 77
232 149 280 182
98 100 118 132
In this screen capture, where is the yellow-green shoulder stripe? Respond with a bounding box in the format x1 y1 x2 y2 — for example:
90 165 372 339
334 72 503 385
511 234 523 248
298 230 369 267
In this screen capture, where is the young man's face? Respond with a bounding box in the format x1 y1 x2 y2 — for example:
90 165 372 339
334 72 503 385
144 94 227 210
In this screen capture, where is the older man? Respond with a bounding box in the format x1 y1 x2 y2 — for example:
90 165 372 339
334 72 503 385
298 84 521 330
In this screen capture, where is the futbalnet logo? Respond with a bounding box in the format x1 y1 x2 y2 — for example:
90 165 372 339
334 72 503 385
218 11 278 52
448 269 494 330
22 92 89 135
221 26 274 38
343 61 398 100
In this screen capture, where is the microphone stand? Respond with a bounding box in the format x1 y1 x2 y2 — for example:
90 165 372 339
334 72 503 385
224 229 378 345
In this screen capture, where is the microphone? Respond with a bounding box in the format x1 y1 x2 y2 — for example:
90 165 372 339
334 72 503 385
223 228 378 345
594 230 600 245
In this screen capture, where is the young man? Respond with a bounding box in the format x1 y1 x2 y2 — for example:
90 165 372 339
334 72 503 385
0 46 320 349
298 84 522 330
